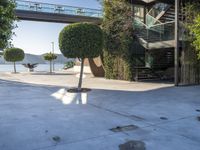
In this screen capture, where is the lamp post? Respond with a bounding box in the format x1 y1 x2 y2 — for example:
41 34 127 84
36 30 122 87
175 0 179 86
51 42 55 71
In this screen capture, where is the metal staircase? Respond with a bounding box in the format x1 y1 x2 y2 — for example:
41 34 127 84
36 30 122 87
159 5 175 22
132 2 176 80
134 18 175 49
133 3 176 50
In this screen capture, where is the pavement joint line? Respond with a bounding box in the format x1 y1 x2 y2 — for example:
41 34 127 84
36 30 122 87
152 115 200 143
31 132 117 150
87 103 200 133
154 125 200 144
158 125 200 144
149 115 197 127
87 102 153 127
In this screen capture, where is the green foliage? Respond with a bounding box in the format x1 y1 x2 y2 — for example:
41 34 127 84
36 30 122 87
183 2 200 60
4 47 24 62
64 61 75 69
43 52 57 61
59 23 103 59
189 15 200 59
0 0 16 49
102 0 135 80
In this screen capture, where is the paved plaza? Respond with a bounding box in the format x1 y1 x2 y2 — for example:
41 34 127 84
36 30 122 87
0 72 200 150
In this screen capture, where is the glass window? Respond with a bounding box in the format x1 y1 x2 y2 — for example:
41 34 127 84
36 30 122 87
134 5 144 22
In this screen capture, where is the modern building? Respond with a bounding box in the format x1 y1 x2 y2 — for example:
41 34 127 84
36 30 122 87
129 0 200 85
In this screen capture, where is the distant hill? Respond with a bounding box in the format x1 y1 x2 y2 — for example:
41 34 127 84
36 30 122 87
0 53 74 64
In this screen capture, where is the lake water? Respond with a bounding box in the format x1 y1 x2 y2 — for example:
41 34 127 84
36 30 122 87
0 64 65 72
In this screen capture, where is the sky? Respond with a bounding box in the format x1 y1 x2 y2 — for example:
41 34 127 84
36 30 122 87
12 0 101 55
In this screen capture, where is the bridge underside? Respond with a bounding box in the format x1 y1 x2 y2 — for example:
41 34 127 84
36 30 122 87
15 10 102 24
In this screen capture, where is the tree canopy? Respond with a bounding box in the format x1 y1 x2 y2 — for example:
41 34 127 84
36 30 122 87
59 23 103 59
43 52 57 61
0 0 16 49
4 47 24 62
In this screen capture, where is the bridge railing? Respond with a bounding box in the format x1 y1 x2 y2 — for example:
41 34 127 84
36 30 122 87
15 0 103 18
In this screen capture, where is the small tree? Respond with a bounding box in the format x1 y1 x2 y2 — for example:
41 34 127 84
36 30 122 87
43 52 57 73
59 23 103 91
3 48 25 73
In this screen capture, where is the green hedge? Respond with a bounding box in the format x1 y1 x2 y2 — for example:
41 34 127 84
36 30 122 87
102 0 140 81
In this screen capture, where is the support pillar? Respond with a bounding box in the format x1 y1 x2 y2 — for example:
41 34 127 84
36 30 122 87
175 0 180 86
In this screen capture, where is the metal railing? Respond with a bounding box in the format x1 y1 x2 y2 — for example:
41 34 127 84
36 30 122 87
134 18 175 42
15 0 103 18
146 3 170 26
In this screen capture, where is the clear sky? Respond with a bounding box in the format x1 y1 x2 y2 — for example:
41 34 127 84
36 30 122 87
12 0 101 55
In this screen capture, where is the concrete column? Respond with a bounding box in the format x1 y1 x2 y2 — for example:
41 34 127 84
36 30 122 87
175 0 179 86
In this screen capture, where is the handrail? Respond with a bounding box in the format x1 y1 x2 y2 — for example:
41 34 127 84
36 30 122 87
135 17 175 29
134 17 148 28
15 0 103 18
146 11 162 24
150 21 175 28
146 3 171 26
134 18 175 43
15 0 102 12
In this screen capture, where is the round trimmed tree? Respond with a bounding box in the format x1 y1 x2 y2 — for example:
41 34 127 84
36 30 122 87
4 48 25 73
43 52 57 73
59 23 103 91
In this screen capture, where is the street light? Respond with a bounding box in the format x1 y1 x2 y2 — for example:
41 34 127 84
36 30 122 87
51 42 55 71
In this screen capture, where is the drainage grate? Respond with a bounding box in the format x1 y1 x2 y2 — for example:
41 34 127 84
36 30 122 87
197 116 200 121
52 136 61 142
119 140 146 150
110 125 139 132
160 117 168 120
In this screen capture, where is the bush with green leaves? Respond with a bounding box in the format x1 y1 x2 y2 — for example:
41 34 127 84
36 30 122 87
43 52 57 73
64 61 75 69
0 0 16 49
3 48 25 73
189 15 200 59
102 0 136 81
183 2 200 59
59 22 103 91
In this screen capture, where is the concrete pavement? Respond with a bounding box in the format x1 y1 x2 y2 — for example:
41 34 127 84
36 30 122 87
0 72 200 150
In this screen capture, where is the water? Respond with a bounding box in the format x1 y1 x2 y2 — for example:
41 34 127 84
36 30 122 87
0 64 64 72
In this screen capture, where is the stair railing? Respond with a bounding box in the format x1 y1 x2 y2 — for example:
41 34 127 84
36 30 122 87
149 21 175 41
134 17 175 42
146 3 171 26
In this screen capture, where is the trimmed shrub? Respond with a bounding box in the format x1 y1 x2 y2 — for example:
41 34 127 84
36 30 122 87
4 47 25 73
43 52 57 73
59 23 103 91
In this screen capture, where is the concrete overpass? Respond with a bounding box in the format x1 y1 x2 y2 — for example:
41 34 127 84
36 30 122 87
15 0 102 24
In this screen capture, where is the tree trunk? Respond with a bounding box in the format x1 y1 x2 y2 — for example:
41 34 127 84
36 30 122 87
14 62 16 73
50 61 52 73
78 58 85 92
